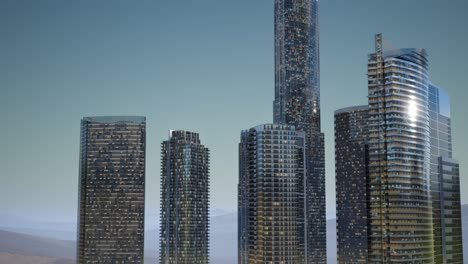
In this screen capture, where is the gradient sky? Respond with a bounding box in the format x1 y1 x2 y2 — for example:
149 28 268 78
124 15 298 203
2 0 468 222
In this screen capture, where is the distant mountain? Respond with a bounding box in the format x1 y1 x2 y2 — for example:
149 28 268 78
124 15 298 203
0 230 74 259
211 212 237 258
0 212 239 263
0 229 158 263
1 205 466 264
145 212 238 261
0 230 74 264
0 253 74 264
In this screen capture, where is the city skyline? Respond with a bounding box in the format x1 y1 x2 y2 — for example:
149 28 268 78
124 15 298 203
3 0 468 239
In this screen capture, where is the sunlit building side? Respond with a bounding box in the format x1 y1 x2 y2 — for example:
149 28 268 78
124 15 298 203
238 124 305 264
367 34 434 263
429 83 464 264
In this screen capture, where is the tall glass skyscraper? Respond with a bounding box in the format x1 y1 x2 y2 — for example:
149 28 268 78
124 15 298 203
159 130 210 264
333 36 464 263
429 83 464 264
273 1 326 262
367 34 434 263
334 106 369 263
77 116 146 263
238 124 306 264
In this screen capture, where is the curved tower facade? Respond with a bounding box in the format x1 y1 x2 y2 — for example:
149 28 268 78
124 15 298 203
273 1 326 262
159 130 210 264
367 34 434 263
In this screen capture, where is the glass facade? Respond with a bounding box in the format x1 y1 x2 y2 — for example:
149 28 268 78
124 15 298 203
429 83 464 264
77 116 146 263
238 124 305 264
274 0 320 132
334 106 369 263
273 1 326 262
159 130 210 264
367 34 434 263
435 157 463 263
333 36 465 264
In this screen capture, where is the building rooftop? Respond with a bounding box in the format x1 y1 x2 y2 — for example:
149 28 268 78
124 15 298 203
82 116 146 123
334 105 368 115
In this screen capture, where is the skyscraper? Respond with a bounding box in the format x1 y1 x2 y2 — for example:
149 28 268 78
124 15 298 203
367 34 434 263
429 83 464 263
334 106 369 263
77 116 146 263
159 130 210 264
273 1 326 262
238 124 306 264
274 0 320 131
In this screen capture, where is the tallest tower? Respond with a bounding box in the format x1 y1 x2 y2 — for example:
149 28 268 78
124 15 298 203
274 0 326 263
274 0 320 131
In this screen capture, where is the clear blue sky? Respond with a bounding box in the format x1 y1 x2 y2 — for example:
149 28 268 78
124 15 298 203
2 0 468 222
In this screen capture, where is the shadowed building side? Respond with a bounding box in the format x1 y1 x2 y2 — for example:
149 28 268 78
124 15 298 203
77 116 146 263
334 106 369 263
238 132 249 264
